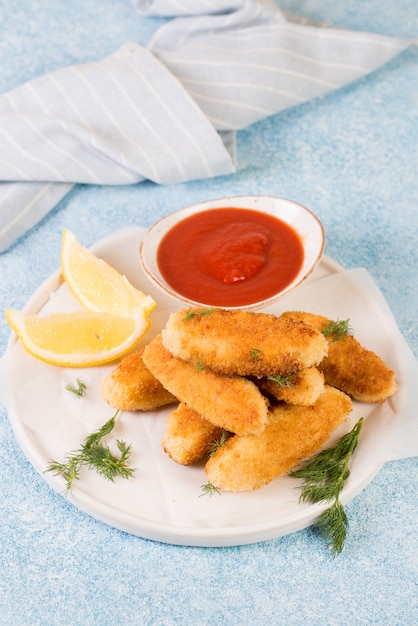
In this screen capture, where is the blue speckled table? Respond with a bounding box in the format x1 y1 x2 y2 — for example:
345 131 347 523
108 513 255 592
0 2 417 625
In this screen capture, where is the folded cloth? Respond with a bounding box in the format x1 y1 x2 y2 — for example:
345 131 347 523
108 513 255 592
0 0 412 252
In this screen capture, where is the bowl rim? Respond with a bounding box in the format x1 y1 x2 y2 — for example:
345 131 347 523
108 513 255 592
139 195 325 310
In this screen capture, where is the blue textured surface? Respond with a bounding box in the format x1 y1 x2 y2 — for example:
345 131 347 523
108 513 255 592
0 1 417 625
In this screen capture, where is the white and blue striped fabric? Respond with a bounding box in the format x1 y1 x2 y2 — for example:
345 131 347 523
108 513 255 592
0 0 412 252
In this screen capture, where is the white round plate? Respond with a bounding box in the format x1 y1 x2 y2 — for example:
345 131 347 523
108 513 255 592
3 227 404 547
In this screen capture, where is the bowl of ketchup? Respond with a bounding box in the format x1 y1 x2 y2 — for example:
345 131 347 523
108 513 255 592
139 196 325 309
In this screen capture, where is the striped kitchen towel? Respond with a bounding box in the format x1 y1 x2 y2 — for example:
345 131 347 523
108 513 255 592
0 0 412 252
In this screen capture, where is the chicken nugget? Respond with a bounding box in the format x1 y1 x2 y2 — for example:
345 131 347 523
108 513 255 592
162 308 328 377
142 334 269 436
205 385 352 492
100 349 177 411
257 367 325 406
281 311 396 403
163 403 224 465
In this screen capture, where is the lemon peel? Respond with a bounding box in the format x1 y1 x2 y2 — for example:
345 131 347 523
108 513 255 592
6 229 157 367
5 308 152 367
60 228 156 317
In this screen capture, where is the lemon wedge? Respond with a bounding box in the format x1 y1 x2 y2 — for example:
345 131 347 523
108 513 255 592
5 308 152 367
61 229 156 317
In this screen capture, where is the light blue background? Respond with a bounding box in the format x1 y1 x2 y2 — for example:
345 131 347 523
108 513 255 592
0 2 417 624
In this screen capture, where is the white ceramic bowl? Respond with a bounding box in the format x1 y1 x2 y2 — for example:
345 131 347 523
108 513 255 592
139 195 325 309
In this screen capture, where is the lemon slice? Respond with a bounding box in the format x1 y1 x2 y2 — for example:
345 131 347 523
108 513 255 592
5 309 152 367
61 229 156 316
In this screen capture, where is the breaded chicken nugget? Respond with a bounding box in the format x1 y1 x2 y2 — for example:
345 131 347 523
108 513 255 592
281 311 396 403
163 403 224 465
162 308 328 377
257 367 325 406
100 349 177 411
205 385 352 492
142 334 269 436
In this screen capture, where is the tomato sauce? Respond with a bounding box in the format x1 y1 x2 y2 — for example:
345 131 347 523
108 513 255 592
157 207 304 307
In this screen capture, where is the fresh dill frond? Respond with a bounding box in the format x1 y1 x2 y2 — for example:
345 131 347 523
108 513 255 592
83 412 118 448
249 348 263 362
65 378 86 398
315 501 349 557
289 417 363 556
45 410 135 493
267 373 296 388
200 482 222 497
183 310 196 322
208 430 229 456
195 360 205 371
321 319 353 341
79 439 134 482
46 457 80 491
183 309 215 322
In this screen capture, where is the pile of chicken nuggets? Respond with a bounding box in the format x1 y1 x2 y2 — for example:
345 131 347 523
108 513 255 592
100 308 396 492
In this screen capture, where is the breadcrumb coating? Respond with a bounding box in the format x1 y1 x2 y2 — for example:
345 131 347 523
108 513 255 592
162 308 328 377
142 334 269 436
163 403 223 465
100 349 177 411
205 385 352 492
257 367 325 406
281 311 396 403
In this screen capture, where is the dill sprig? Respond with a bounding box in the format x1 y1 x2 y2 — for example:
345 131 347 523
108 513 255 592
200 482 221 497
45 410 135 493
65 378 86 398
321 319 353 341
183 309 215 322
249 348 263 362
267 373 296 388
207 430 229 456
200 432 229 496
289 417 364 556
